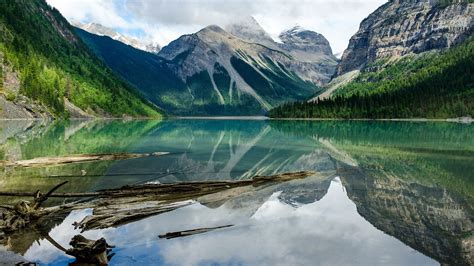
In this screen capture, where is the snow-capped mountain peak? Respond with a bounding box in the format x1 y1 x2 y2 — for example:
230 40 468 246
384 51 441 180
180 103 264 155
224 16 277 49
71 21 160 54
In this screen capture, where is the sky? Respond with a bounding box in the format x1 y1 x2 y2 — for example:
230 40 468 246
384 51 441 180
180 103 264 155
46 0 386 55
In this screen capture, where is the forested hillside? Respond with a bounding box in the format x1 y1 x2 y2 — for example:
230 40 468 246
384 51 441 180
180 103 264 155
269 38 474 119
0 0 162 118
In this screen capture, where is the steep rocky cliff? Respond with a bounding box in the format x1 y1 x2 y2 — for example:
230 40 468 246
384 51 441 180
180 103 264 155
337 0 474 75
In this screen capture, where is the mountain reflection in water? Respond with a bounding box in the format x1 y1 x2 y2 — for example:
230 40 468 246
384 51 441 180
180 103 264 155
0 119 472 265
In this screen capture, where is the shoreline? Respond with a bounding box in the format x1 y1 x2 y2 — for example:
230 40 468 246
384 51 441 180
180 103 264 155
268 117 473 123
0 116 471 123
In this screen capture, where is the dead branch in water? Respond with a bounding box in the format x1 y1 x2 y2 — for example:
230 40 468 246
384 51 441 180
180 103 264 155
0 181 68 232
66 235 115 265
1 152 169 168
159 224 233 239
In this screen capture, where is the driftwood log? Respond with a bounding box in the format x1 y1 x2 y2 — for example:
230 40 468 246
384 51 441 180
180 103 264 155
66 235 114 265
0 152 169 168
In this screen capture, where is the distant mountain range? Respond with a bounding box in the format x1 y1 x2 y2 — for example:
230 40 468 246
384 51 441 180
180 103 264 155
76 17 337 115
1 0 472 119
72 21 161 54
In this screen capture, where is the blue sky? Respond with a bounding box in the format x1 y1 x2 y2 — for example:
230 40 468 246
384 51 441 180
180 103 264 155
47 0 386 54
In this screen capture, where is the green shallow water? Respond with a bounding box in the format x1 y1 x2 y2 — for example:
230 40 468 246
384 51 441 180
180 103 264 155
0 119 472 265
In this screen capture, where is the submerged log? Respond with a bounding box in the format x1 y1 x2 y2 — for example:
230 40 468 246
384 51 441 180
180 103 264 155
66 235 114 265
0 171 313 199
159 224 233 239
1 152 169 168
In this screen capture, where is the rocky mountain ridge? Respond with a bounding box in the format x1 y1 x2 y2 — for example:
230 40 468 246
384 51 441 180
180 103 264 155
74 16 339 115
337 0 474 75
157 24 322 113
225 18 338 81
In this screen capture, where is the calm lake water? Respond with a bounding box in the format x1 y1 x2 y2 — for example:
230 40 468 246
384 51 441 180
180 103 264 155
0 119 472 265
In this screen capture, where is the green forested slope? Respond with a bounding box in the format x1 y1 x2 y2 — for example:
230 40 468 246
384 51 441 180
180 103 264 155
0 0 162 118
270 39 474 119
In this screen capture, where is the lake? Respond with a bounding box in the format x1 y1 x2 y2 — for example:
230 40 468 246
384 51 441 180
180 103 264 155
0 119 472 265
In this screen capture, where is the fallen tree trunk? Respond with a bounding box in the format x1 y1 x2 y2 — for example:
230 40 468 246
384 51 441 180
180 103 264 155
1 171 314 233
1 152 169 168
159 224 233 239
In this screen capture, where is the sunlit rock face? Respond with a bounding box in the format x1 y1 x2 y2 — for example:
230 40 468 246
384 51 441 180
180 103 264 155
342 169 474 265
224 17 338 85
337 0 474 75
158 25 323 114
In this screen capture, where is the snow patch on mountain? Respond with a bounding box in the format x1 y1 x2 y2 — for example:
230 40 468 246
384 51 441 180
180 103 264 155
71 21 160 54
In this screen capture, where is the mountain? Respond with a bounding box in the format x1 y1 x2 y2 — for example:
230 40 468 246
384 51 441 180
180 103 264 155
78 23 337 115
75 28 188 114
225 18 338 84
337 0 473 76
270 0 474 119
224 16 277 50
158 25 323 112
0 0 162 118
278 26 338 78
72 21 160 54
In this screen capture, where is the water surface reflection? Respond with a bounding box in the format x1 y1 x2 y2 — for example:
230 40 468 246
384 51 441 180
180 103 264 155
0 119 472 265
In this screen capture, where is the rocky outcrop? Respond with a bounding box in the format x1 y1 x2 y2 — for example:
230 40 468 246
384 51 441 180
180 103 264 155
0 54 53 119
337 0 474 75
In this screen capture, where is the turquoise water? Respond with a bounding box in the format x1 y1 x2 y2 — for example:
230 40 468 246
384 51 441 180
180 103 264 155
0 119 472 265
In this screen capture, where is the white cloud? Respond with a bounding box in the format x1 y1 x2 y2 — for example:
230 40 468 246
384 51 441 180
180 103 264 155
47 0 132 29
47 0 387 54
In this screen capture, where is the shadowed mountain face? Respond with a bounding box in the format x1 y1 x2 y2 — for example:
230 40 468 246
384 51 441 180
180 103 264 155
0 120 472 264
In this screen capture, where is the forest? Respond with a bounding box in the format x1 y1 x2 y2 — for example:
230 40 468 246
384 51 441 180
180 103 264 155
0 0 161 118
